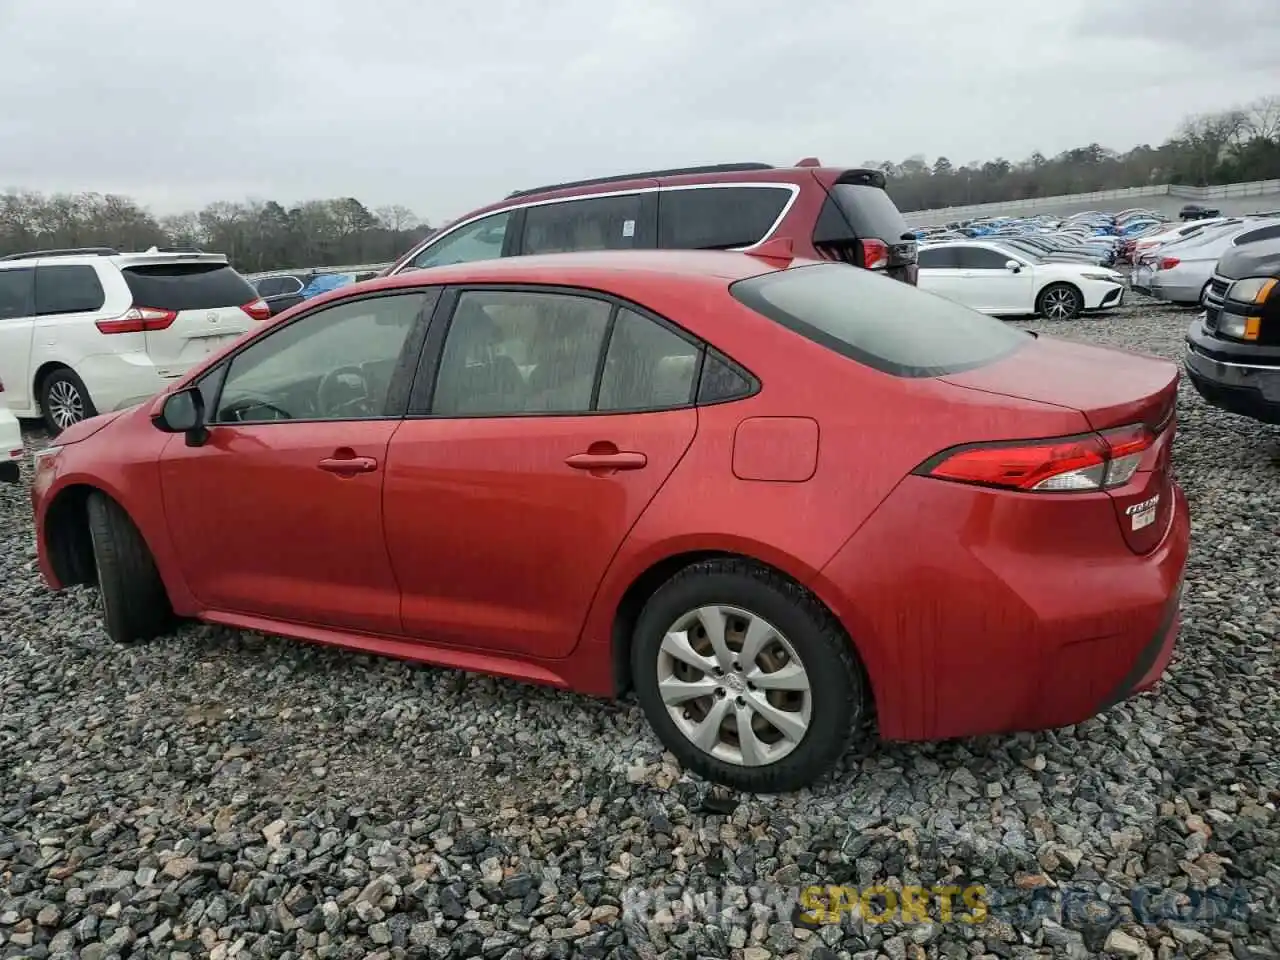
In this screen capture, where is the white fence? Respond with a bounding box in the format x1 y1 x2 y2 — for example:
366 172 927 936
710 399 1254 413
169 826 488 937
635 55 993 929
902 179 1280 226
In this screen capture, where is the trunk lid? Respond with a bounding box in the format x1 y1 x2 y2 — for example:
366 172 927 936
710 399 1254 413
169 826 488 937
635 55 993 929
119 260 261 378
940 335 1179 554
938 335 1177 432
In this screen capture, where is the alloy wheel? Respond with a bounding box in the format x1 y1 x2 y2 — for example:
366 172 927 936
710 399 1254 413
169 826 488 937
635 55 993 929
656 604 812 767
1043 287 1079 320
47 380 85 429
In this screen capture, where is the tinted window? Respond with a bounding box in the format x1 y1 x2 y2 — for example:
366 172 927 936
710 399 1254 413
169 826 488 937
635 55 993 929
432 290 611 415
523 195 642 255
0 267 34 320
35 265 105 315
658 187 791 249
954 247 1012 269
730 263 1029 378
255 275 302 297
697 349 754 404
1234 225 1280 246
411 212 510 270
122 263 256 311
214 292 428 423
597 308 699 411
829 183 911 241
917 248 956 268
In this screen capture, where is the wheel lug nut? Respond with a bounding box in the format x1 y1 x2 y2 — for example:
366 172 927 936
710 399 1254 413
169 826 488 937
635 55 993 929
735 696 745 706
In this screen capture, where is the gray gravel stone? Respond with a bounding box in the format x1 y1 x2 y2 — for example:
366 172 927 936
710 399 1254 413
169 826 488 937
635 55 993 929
1 295 1277 959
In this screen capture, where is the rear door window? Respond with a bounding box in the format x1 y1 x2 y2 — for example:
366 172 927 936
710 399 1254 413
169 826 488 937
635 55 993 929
954 247 1010 269
658 186 791 249
730 263 1029 378
35 264 105 315
122 263 256 310
522 194 644 254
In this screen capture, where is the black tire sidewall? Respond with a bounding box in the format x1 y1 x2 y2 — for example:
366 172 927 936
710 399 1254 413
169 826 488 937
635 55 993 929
40 368 96 435
631 564 863 792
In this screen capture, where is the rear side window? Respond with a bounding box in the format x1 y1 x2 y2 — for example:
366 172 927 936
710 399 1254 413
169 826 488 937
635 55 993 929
730 263 1029 378
658 186 791 249
523 194 642 254
953 247 1011 269
0 267 34 319
122 263 256 311
35 265 105 315
1235 225 1280 246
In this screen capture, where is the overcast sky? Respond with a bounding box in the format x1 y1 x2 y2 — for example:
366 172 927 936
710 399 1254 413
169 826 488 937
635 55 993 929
1 0 1275 225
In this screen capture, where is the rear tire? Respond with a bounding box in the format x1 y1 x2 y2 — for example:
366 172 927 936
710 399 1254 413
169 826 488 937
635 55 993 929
40 367 97 435
630 559 869 793
1036 283 1083 320
86 492 174 644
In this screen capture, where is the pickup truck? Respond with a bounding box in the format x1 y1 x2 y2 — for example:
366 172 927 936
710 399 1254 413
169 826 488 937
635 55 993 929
1185 237 1280 423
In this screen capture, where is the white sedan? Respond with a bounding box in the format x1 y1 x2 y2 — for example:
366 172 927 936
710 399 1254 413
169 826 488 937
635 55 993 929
917 240 1126 319
1 382 22 484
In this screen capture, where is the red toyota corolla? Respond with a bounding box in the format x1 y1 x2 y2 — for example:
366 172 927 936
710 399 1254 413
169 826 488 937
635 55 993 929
30 250 1189 792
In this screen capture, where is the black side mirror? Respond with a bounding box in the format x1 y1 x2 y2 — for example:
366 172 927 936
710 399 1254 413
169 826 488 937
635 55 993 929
152 386 209 447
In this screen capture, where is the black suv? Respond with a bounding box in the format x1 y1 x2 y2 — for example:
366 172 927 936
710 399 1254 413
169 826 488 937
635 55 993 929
1185 237 1280 423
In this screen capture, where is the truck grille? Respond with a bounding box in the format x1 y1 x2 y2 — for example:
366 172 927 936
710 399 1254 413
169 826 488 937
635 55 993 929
1202 273 1229 329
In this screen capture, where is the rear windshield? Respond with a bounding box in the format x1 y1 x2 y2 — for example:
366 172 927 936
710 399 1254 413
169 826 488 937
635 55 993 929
122 263 256 311
830 183 911 241
730 263 1030 378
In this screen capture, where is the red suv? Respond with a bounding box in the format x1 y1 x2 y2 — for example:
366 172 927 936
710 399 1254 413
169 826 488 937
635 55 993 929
386 160 919 284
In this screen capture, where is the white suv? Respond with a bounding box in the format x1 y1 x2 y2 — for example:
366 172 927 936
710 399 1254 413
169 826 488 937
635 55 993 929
0 247 269 433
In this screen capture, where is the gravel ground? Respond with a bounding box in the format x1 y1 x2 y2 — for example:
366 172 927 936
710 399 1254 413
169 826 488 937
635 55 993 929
2 294 1278 960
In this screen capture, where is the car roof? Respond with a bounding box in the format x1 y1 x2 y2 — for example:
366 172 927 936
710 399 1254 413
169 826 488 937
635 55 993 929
373 250 795 288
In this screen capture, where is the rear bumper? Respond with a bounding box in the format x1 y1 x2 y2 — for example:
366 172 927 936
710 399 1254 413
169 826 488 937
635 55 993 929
0 414 21 483
813 475 1190 741
1150 276 1203 304
76 353 175 413
1184 339 1280 424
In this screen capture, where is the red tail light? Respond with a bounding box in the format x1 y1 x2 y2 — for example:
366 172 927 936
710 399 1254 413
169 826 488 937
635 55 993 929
1158 257 1180 270
919 425 1154 493
96 306 178 334
242 298 271 321
861 238 890 271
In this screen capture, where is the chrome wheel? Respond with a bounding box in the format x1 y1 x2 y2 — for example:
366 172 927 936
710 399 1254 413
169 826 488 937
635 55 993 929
1042 286 1080 320
47 379 85 429
656 604 812 767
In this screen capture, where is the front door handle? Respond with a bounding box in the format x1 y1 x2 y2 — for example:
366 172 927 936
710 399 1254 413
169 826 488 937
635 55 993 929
318 454 378 474
565 451 647 471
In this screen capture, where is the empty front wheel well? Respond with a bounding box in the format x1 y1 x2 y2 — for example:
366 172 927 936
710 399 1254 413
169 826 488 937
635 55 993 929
42 484 99 587
609 550 868 703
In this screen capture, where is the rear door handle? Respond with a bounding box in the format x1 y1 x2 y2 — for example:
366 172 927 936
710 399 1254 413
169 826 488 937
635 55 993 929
565 451 647 471
318 455 378 474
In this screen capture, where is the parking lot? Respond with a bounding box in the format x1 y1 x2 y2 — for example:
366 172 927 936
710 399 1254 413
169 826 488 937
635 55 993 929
1 294 1278 959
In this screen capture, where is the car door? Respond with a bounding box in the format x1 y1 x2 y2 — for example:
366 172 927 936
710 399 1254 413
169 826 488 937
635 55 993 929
953 246 1032 313
915 246 967 304
0 267 36 415
157 288 438 634
383 286 699 659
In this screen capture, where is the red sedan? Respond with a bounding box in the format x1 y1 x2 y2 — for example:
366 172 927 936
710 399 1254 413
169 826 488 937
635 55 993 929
30 250 1189 792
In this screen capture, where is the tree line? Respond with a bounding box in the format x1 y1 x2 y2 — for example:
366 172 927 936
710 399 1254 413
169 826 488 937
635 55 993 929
874 95 1280 212
2 96 1277 273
